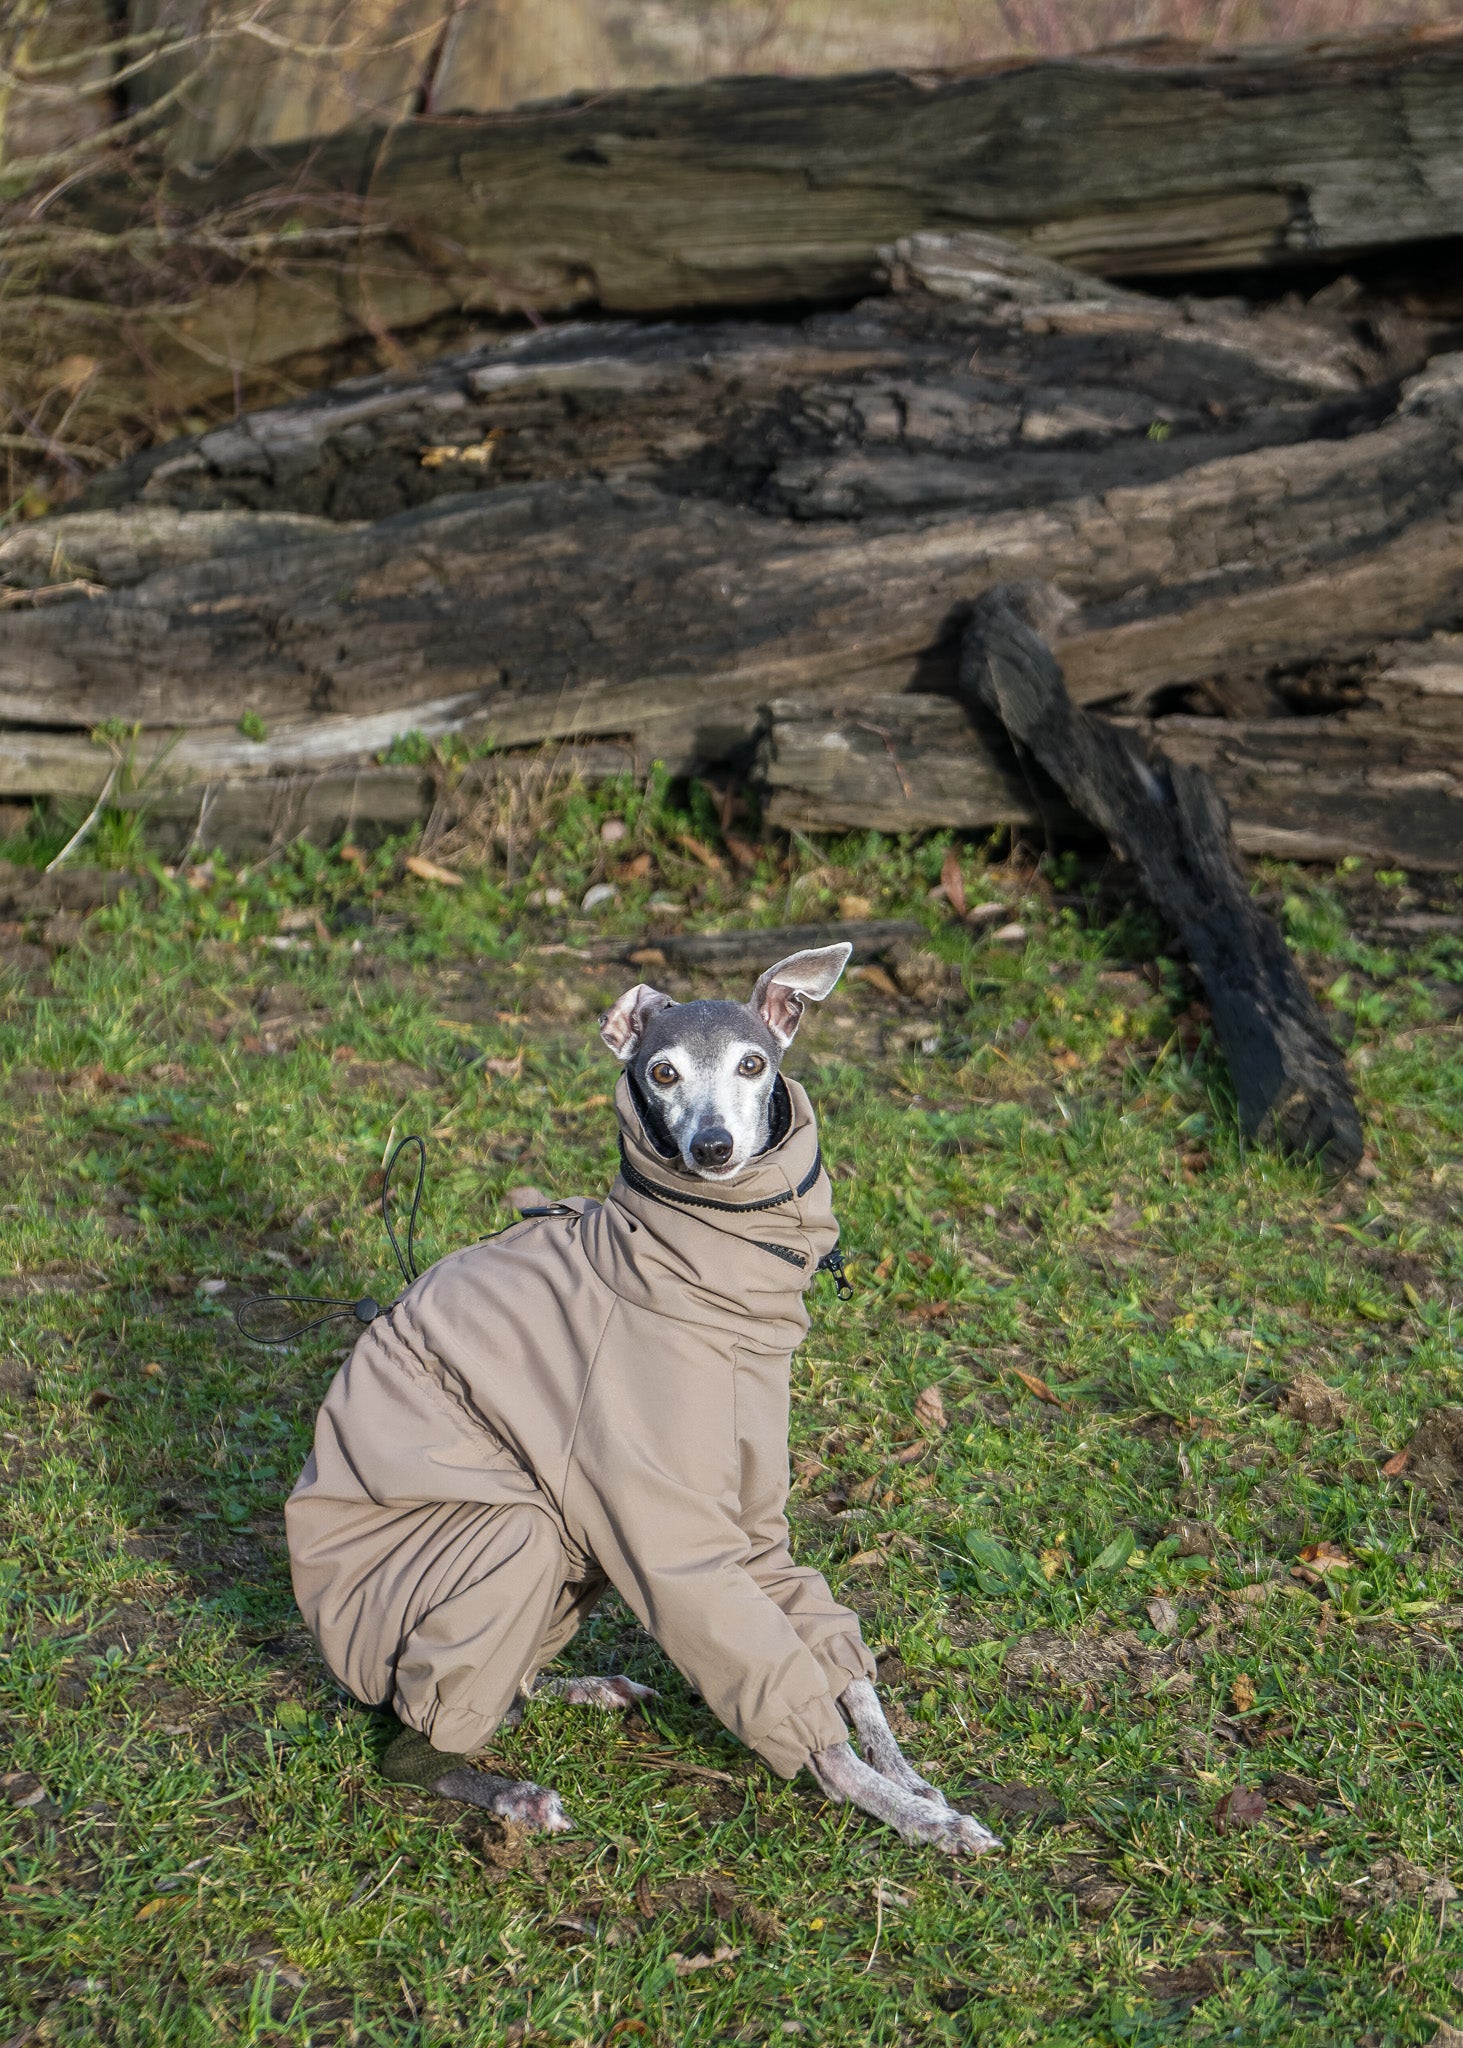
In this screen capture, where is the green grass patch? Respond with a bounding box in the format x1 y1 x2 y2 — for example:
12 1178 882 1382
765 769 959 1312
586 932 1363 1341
1 790 1460 2045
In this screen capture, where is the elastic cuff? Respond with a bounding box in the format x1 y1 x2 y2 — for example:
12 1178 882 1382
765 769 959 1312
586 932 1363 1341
752 1687 851 1780
818 1632 878 1695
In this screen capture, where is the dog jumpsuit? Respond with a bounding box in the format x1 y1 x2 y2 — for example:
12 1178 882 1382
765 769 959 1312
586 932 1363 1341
285 1073 877 1778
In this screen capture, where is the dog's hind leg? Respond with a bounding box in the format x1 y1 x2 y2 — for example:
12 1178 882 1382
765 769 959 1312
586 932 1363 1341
809 1739 1001 1856
838 1677 947 1801
381 1723 573 1832
530 1674 657 1711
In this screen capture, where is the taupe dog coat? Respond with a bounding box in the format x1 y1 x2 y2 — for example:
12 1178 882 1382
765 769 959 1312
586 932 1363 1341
286 1072 876 1777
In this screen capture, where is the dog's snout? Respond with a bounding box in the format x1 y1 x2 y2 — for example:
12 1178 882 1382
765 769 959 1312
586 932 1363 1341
689 1126 734 1169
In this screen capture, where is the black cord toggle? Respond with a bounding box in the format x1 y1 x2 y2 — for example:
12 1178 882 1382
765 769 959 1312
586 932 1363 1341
235 1137 427 1349
817 1246 854 1300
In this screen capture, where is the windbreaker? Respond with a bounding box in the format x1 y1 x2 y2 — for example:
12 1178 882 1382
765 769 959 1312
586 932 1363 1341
286 1071 876 1777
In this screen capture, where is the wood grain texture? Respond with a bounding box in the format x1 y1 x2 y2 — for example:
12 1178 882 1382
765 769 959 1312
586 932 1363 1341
757 690 1463 871
7 249 1461 866
958 586 1364 1172
23 31 1463 414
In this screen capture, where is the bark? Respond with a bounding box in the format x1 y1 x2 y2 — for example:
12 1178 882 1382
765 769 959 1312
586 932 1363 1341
19 31 1463 417
633 920 926 974
3 246 1460 867
757 662 1463 871
957 586 1364 1173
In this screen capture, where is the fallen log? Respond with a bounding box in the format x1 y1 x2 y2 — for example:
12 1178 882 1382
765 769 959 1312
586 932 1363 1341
626 920 925 974
4 258 1461 815
958 586 1364 1173
16 31 1463 426
757 657 1463 871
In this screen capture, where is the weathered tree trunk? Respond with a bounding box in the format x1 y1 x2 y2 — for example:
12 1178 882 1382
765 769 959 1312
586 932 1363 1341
17 31 1463 424
757 666 1463 871
958 586 1365 1173
3 238 1460 861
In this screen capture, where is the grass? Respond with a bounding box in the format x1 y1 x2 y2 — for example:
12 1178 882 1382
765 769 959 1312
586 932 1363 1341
0 783 1460 2046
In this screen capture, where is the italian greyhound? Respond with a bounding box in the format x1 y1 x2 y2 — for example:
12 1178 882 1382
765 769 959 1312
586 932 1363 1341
371 944 999 1857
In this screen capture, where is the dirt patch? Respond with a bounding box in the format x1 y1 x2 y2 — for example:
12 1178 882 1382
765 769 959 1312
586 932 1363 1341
961 1778 1065 1829
1053 1859 1128 1920
1335 1854 1458 1917
1399 1407 1463 1506
1279 1373 1348 1429
1005 1626 1155 1694
1140 1957 1223 2004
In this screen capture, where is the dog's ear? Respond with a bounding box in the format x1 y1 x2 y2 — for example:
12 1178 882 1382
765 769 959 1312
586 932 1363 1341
599 983 675 1062
751 942 852 1048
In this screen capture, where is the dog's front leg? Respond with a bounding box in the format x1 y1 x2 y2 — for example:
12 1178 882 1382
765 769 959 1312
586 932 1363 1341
838 1677 947 1801
809 1737 1001 1856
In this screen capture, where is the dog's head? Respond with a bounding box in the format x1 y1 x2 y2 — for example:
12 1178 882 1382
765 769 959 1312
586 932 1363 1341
599 943 851 1179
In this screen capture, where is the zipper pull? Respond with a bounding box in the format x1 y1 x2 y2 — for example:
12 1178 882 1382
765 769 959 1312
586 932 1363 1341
817 1246 853 1301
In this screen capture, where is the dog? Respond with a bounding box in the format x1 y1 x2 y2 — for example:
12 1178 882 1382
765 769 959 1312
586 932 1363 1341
285 943 999 1856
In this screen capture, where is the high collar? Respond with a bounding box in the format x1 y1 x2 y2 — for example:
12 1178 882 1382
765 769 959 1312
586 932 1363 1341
574 1072 841 1337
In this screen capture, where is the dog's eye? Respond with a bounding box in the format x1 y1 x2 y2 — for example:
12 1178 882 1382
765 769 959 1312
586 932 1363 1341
738 1053 766 1078
647 1061 679 1087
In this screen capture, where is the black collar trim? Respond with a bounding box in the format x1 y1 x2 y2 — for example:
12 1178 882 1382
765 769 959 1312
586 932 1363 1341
616 1137 822 1215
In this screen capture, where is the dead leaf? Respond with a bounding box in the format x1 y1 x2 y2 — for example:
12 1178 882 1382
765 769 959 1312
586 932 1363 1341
1229 1581 1272 1606
419 432 500 469
1052 1049 1083 1073
892 1441 927 1466
670 1945 741 1975
1380 1449 1411 1477
1297 1540 1354 1576
613 853 653 882
939 849 967 919
480 1054 524 1079
404 854 464 887
838 894 873 919
627 947 667 967
634 1874 656 1919
1279 1374 1348 1429
967 901 1007 927
1211 1786 1267 1834
1230 1674 1257 1713
724 834 759 871
135 1896 182 1920
1041 1547 1069 1583
1146 1597 1179 1633
913 1385 947 1433
1011 1368 1064 1408
339 844 366 869
849 963 900 999
53 353 100 394
673 831 724 870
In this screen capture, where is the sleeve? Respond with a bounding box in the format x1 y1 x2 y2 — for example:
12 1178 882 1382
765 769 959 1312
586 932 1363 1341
564 1335 855 1778
734 1358 877 1697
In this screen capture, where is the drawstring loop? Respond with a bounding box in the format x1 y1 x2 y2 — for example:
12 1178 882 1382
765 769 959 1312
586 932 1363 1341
235 1136 426 1347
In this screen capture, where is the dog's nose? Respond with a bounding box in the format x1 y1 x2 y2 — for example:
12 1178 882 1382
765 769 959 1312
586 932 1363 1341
690 1126 734 1169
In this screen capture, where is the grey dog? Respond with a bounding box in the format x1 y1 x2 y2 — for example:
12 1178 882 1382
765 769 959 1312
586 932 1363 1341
291 944 999 1856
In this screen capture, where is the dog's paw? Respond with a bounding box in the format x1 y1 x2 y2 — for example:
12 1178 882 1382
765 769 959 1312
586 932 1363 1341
432 1768 575 1833
893 1802 1002 1857
548 1674 658 1712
